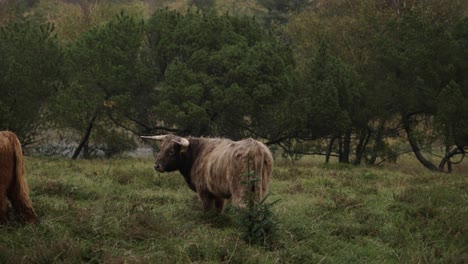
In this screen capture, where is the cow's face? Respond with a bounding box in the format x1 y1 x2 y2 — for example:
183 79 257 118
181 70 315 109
154 137 179 172
153 135 189 172
140 134 190 172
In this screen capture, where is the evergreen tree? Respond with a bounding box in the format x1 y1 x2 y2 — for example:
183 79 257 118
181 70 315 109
49 13 145 158
0 19 63 144
142 10 295 142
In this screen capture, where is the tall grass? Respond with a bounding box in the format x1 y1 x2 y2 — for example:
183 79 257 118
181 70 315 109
0 156 466 263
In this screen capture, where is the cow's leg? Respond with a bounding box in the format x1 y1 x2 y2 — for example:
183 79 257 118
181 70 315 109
0 190 8 224
214 198 225 213
199 191 214 211
7 185 37 224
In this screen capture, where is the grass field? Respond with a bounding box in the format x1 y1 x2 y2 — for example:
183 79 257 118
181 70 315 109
0 156 467 263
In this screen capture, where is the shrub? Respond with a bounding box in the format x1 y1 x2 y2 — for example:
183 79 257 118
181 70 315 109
237 159 280 247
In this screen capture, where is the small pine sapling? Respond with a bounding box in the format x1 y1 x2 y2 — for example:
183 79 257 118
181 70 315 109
238 158 280 247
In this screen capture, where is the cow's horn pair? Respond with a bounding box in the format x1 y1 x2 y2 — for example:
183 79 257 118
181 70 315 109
140 135 189 147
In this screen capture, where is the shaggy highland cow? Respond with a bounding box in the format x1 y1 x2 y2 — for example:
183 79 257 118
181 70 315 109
0 131 37 224
141 135 272 212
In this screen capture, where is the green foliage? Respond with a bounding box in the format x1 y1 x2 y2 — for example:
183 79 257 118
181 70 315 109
31 0 151 44
285 0 468 168
190 0 215 11
144 9 295 138
0 19 63 143
93 127 138 158
0 0 39 25
374 6 459 115
238 193 280 247
435 81 468 147
441 17 468 149
257 0 309 25
238 160 280 247
49 12 145 157
296 40 357 137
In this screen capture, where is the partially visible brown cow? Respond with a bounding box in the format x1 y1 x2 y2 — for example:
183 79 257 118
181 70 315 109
0 131 37 224
141 135 273 213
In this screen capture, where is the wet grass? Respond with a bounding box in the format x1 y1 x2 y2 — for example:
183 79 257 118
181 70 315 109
0 156 466 263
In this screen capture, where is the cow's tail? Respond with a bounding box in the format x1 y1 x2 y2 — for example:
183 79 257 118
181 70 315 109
11 134 37 223
249 140 273 202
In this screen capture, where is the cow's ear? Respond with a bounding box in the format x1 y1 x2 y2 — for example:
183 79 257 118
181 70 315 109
176 137 190 147
179 146 188 153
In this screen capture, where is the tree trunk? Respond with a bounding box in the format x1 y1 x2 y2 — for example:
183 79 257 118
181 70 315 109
403 116 438 171
83 141 91 159
438 145 465 172
341 130 351 163
368 121 385 165
354 128 371 165
338 136 343 162
325 136 336 163
72 110 99 160
446 145 453 173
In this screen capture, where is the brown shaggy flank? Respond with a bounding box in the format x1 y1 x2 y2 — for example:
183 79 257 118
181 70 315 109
0 131 37 224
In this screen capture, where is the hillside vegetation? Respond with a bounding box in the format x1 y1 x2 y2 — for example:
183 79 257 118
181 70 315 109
1 0 467 172
0 157 466 263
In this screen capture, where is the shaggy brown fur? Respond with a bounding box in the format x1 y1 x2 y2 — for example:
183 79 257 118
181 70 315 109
0 131 37 224
145 135 273 213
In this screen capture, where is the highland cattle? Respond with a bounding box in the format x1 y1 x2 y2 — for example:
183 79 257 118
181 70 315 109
141 135 272 212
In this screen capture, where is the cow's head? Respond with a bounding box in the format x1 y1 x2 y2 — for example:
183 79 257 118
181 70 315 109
140 134 189 172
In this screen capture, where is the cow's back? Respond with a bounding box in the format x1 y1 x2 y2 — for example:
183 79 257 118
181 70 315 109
191 138 273 203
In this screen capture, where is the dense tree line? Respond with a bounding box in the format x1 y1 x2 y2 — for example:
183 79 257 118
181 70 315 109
286 0 468 171
0 0 466 172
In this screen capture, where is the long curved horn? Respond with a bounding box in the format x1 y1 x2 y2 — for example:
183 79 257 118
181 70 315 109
140 135 167 140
